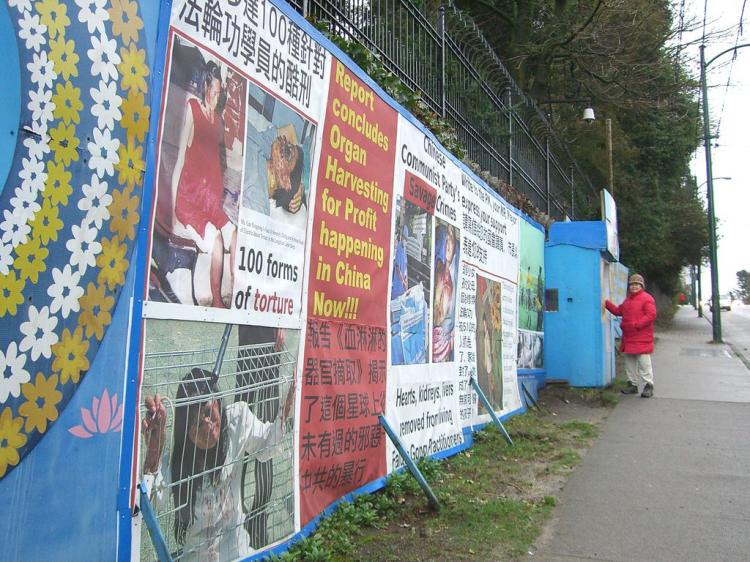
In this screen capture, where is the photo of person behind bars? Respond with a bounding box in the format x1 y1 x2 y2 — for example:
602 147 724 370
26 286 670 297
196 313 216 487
140 320 298 561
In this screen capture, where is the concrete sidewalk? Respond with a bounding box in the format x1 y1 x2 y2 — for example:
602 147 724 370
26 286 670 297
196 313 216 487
532 306 750 562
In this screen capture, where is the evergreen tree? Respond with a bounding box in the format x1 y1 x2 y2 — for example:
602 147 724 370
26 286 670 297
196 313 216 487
737 270 750 304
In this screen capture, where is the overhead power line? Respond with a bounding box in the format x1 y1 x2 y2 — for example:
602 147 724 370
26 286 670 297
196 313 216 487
702 0 709 44
715 3 747 138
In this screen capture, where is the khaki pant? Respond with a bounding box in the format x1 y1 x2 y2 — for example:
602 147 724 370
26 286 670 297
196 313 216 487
624 353 654 387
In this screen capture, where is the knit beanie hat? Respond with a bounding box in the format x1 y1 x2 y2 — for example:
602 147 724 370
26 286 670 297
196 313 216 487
628 273 645 287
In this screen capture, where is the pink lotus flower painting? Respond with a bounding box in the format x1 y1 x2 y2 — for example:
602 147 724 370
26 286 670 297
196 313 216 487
68 389 123 438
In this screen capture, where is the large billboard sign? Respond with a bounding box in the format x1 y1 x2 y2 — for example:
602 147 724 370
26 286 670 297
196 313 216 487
0 0 543 559
133 1 528 558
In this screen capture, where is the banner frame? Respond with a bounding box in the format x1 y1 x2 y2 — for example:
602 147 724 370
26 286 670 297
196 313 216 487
117 1 175 560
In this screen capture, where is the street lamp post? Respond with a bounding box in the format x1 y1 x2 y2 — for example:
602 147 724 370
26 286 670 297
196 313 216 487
694 176 731 319
700 42 750 343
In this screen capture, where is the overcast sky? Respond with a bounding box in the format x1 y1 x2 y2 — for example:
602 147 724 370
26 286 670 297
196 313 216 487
686 0 750 296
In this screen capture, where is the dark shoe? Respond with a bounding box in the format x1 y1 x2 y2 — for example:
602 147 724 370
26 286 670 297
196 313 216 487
621 382 638 395
641 383 653 398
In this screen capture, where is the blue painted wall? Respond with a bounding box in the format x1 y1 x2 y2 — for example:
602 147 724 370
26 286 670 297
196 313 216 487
544 222 616 387
0 267 135 560
0 3 20 193
0 0 161 559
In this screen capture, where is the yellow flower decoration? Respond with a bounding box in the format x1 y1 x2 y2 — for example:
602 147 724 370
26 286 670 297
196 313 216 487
96 236 128 290
48 36 79 81
109 0 144 46
19 373 62 434
79 282 114 341
30 198 63 244
0 271 25 318
116 138 144 189
35 0 70 40
52 327 90 385
49 122 79 166
118 43 149 94
108 187 139 241
0 408 28 478
44 160 73 206
52 80 82 125
121 90 150 143
14 237 49 284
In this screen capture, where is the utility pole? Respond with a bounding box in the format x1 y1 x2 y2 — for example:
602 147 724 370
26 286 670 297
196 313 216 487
699 42 750 342
699 44 721 341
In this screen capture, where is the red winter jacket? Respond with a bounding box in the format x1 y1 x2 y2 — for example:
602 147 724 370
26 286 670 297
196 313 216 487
605 290 657 354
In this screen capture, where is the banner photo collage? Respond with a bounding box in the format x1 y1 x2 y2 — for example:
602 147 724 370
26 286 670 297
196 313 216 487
517 220 545 371
134 1 531 559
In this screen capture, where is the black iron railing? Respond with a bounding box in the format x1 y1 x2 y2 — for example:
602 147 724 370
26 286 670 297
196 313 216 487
287 0 597 220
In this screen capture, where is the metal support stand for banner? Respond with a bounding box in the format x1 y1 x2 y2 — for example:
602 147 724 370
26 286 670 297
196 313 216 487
210 323 233 385
520 382 542 412
139 480 173 562
378 415 440 512
469 377 513 446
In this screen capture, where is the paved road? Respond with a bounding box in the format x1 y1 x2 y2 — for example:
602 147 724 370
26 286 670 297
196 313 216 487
711 303 750 369
531 306 750 562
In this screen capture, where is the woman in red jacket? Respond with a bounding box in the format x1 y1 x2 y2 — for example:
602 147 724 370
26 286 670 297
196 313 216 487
605 274 657 397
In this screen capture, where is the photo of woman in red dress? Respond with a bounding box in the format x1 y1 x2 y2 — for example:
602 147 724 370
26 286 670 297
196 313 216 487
150 36 246 310
170 60 237 308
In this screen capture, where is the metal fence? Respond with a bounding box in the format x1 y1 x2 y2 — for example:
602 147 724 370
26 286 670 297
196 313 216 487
139 326 296 561
288 0 597 220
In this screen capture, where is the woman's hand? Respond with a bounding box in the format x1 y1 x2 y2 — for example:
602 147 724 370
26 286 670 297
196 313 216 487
172 216 188 237
142 394 167 474
274 328 286 352
288 188 303 213
280 379 296 421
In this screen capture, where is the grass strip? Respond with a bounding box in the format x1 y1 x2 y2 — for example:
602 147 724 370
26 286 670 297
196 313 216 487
277 401 605 562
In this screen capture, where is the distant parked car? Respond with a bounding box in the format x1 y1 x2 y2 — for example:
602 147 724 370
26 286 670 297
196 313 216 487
709 294 733 312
